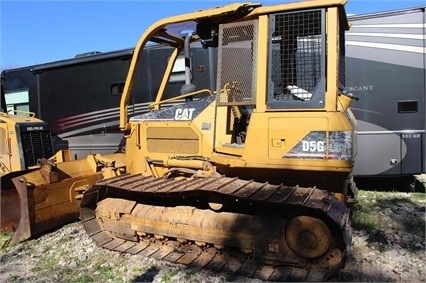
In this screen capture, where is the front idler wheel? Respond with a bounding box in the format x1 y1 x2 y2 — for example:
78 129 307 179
285 215 332 259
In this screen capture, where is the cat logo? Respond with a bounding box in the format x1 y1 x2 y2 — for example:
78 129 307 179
175 108 195 120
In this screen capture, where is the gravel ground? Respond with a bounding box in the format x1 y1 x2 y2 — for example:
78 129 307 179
0 190 425 282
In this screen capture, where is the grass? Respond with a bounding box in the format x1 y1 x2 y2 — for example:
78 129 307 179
352 190 382 230
29 254 59 272
7 275 21 282
352 190 426 239
161 274 172 283
132 266 146 273
98 265 116 281
75 275 93 283
0 231 13 248
351 207 380 231
410 192 426 203
404 216 425 239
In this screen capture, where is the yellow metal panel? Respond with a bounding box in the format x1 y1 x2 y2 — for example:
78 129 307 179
0 126 11 173
255 15 269 113
240 111 353 172
268 117 328 160
147 139 199 154
248 0 347 17
215 145 244 156
147 126 198 139
325 7 339 111
147 126 199 154
214 106 233 147
189 99 216 157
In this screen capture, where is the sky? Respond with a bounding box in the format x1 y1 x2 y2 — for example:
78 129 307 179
1 0 425 71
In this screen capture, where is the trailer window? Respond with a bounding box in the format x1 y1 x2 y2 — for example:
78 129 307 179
110 82 125 95
169 55 191 83
5 89 29 114
398 100 418 113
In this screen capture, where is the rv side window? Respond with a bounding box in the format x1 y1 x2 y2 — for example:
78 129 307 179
5 89 30 115
398 100 418 113
110 82 125 95
169 55 191 83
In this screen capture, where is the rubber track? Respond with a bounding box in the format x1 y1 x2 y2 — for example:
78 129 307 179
80 174 352 281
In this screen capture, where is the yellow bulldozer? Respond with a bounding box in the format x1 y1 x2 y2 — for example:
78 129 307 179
0 109 56 232
0 76 126 243
6 0 359 281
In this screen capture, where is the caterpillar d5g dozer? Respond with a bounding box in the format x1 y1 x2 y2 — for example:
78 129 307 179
1 76 127 244
80 0 358 281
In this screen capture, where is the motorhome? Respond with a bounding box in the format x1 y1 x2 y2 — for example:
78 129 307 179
1 45 216 159
345 6 425 187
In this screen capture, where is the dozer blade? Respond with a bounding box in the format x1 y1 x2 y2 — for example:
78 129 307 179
0 149 74 233
1 185 23 233
7 174 98 244
1 169 39 233
1 153 126 244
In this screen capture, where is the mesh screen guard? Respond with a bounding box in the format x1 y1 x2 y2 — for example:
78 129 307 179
267 9 326 108
216 20 258 106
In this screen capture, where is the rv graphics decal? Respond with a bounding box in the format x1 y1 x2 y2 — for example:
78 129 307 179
346 85 374 92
